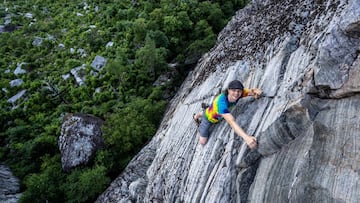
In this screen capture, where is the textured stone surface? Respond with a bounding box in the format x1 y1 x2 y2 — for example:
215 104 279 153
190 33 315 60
58 113 104 172
97 0 360 202
0 164 21 203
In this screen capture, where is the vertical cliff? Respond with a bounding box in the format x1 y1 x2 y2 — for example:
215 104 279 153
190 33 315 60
97 0 360 202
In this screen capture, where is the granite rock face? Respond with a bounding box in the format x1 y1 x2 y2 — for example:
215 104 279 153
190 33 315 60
58 113 104 172
0 164 21 203
97 0 360 202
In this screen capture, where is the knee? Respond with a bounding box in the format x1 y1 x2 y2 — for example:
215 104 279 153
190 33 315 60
199 137 208 145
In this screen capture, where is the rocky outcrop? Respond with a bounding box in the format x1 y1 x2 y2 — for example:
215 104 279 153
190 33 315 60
97 0 360 202
90 55 107 72
58 113 104 172
0 164 21 203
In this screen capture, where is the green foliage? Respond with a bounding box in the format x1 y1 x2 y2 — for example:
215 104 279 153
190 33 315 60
0 0 249 202
64 59 83 70
147 30 169 48
101 97 166 173
29 134 58 159
134 35 168 81
63 166 110 203
20 155 65 203
133 18 148 44
186 20 216 64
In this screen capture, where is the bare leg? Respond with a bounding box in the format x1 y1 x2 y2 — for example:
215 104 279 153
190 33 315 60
194 111 208 145
194 111 203 120
199 136 208 145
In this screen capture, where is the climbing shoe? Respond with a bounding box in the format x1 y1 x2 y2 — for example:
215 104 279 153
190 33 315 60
193 114 201 126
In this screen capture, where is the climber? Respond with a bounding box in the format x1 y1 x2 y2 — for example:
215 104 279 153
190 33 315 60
193 80 262 149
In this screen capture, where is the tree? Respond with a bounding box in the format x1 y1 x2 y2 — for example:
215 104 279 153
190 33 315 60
63 166 110 203
101 97 166 173
133 18 148 44
134 35 168 81
19 155 65 203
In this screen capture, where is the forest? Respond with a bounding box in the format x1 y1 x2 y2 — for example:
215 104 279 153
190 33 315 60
0 0 249 202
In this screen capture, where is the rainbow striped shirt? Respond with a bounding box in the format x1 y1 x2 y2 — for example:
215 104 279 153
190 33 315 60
205 89 250 123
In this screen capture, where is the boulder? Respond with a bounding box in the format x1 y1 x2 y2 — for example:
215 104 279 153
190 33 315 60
91 55 107 72
0 164 21 203
58 113 104 172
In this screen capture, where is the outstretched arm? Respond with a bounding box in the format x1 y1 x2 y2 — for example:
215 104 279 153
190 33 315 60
222 113 257 149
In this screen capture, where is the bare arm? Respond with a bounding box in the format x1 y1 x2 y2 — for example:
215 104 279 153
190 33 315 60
222 113 257 149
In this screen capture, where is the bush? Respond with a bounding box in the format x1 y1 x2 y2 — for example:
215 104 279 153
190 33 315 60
20 155 65 203
101 97 166 173
63 166 110 203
